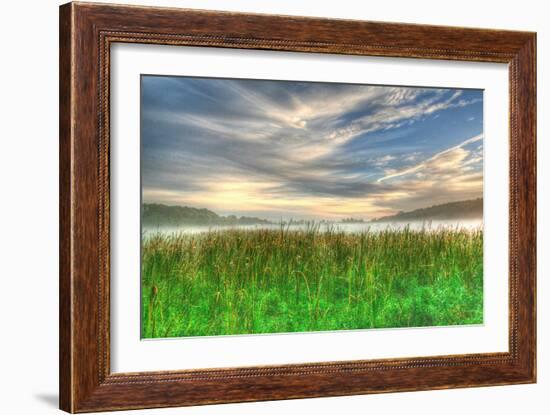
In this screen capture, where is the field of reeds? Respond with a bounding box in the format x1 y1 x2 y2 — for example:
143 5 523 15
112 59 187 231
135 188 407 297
141 225 483 338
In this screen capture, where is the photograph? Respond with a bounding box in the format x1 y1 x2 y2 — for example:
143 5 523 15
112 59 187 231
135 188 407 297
140 75 485 339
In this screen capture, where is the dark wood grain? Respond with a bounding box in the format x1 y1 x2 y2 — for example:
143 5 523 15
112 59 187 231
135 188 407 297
59 2 537 412
59 3 73 411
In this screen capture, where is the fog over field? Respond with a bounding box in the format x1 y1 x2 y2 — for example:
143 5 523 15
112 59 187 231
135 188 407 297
143 220 482 238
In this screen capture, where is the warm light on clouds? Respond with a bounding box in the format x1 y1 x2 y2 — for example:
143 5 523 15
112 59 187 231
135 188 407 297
377 134 483 183
141 76 483 220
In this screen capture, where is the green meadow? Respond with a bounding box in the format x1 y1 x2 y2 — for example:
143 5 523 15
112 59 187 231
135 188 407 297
141 225 483 338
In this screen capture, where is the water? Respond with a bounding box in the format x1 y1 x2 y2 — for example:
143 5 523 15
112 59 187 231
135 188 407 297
143 219 482 237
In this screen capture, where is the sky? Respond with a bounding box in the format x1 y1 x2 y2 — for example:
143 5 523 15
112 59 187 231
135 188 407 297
141 75 483 220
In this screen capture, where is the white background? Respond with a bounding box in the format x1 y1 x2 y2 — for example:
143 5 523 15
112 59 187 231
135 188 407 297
111 45 509 372
0 0 547 414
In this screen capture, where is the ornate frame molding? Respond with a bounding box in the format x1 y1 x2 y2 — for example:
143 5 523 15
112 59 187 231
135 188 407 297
60 2 536 412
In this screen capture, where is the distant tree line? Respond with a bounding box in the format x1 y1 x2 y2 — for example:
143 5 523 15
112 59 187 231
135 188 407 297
341 217 366 223
142 203 272 226
371 198 483 223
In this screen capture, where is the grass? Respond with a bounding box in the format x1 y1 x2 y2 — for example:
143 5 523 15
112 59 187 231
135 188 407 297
141 225 483 338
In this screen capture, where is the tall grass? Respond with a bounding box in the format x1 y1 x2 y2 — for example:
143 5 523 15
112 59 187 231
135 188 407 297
141 225 483 338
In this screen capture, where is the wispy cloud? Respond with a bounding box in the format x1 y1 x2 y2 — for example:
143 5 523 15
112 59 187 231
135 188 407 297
377 134 483 183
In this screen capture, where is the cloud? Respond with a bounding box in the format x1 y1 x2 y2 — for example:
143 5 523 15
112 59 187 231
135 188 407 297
377 134 483 183
371 155 397 167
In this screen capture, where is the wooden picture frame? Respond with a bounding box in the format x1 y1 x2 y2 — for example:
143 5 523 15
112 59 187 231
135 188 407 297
59 2 536 412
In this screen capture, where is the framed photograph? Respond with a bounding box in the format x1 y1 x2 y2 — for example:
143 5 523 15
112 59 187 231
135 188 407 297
59 2 536 412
